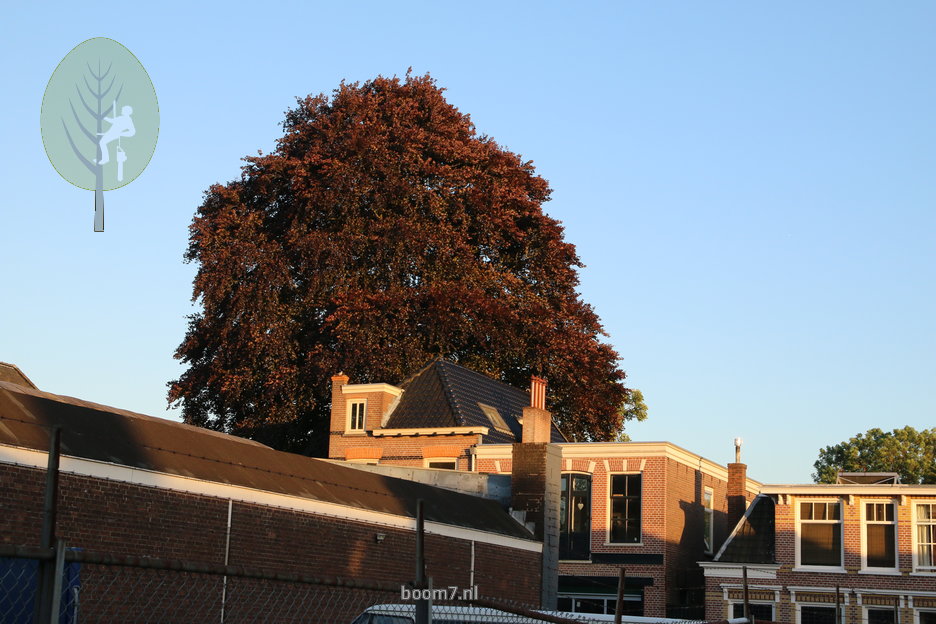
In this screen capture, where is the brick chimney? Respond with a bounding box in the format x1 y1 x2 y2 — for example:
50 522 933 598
522 376 552 444
727 437 747 530
327 373 350 458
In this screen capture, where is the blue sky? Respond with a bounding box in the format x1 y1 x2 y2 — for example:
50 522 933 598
2 2 933 484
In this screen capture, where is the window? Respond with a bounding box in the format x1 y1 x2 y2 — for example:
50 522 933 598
800 605 839 624
610 474 641 543
799 501 843 567
864 502 896 568
347 399 366 432
478 403 511 434
732 603 775 621
866 608 896 624
426 460 457 470
919 611 936 624
704 487 714 554
917 503 936 571
559 473 591 559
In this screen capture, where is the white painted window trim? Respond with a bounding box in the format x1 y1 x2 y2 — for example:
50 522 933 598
794 497 846 572
862 605 901 624
861 498 899 572
913 502 936 574
345 398 367 434
605 471 642 546
795 601 843 624
728 600 776 621
914 608 936 624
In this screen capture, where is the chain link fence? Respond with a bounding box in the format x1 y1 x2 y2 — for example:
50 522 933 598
2 544 679 624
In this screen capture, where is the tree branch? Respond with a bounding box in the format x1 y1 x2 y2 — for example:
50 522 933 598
62 118 97 174
76 82 99 120
69 99 96 144
100 73 117 100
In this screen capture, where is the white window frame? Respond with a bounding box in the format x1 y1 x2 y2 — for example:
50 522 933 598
863 605 900 624
913 502 936 573
346 398 367 433
861 499 898 572
730 600 775 621
607 472 642 546
795 498 845 571
795 602 842 624
704 486 715 554
914 609 936 624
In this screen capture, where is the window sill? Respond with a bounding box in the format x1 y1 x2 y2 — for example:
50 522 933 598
343 431 368 436
792 566 846 573
602 542 644 547
558 559 592 563
910 571 936 576
857 569 903 576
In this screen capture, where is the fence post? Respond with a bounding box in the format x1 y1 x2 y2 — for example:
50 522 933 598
34 426 62 624
614 567 626 624
415 499 429 624
742 566 749 623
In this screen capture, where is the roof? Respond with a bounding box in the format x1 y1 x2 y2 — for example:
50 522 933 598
0 362 37 389
714 494 776 564
384 360 565 444
0 380 534 541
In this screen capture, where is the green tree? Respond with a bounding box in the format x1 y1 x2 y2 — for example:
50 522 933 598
615 389 648 442
813 426 936 484
169 73 634 454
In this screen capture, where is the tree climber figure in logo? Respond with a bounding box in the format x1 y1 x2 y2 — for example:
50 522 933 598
98 105 135 165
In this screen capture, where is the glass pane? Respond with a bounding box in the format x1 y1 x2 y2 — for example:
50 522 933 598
867 609 895 624
919 613 936 624
867 524 896 568
801 502 813 520
801 606 836 624
801 523 842 566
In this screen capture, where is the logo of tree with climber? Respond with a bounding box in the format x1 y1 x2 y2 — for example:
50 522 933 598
41 38 159 232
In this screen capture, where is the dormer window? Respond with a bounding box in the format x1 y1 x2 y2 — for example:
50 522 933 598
347 399 366 433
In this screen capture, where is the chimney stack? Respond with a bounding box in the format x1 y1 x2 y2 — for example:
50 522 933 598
727 437 747 531
522 376 552 444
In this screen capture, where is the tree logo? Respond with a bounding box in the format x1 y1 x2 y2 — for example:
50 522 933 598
41 38 159 231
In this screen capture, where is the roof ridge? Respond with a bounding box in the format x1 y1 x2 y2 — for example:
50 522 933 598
435 361 466 427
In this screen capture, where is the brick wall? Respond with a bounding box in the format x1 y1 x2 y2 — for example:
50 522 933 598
704 493 936 624
0 462 542 606
328 433 482 470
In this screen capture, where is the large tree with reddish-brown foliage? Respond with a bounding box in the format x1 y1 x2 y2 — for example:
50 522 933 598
169 73 634 454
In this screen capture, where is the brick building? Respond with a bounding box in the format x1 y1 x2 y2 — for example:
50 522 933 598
328 359 761 617
0 375 544 613
700 475 936 624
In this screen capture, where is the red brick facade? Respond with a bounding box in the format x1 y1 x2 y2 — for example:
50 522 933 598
475 443 760 618
703 487 936 624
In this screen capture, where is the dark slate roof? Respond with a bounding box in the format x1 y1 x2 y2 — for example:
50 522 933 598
715 495 776 564
0 380 534 540
0 362 37 389
384 360 566 444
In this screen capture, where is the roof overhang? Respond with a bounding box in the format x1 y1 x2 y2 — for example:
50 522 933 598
342 383 403 396
760 484 936 496
372 427 489 437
